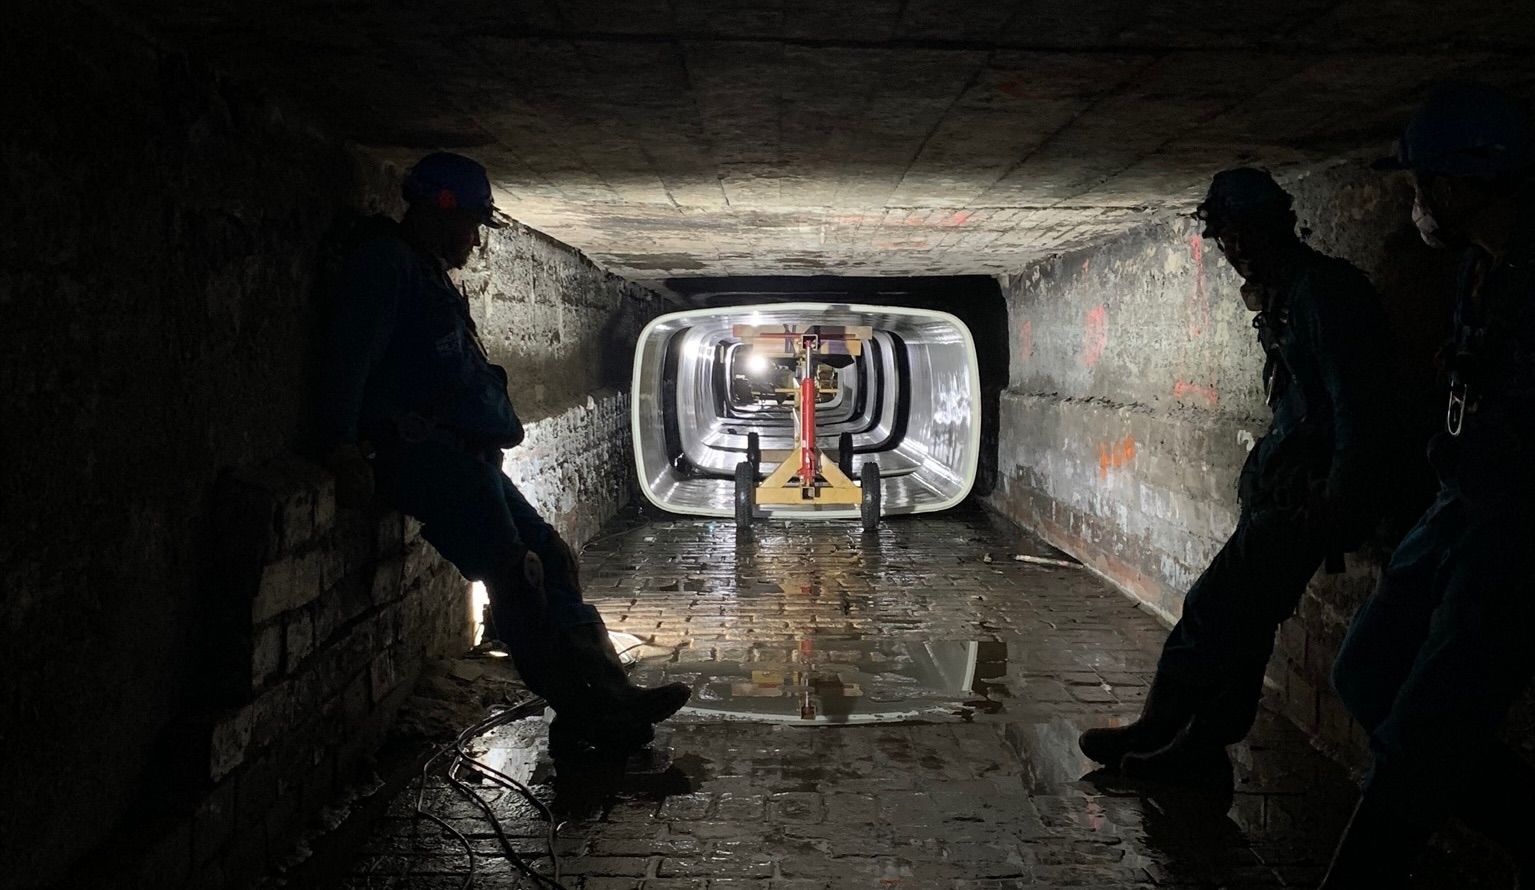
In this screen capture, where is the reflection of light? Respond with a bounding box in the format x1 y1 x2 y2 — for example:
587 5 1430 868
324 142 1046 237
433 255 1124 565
470 581 490 645
746 352 770 376
609 630 646 666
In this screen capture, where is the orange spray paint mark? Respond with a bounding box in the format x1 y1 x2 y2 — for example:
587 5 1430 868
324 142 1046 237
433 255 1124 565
1188 235 1210 339
1082 304 1108 368
1174 380 1220 407
1097 436 1137 479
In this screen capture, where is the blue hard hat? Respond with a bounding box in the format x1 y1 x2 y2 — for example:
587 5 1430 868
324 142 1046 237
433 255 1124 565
402 152 507 227
1194 167 1293 237
1374 83 1535 177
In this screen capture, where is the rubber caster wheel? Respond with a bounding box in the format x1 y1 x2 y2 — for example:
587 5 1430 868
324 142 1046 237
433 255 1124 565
735 460 756 530
746 432 761 473
860 461 881 532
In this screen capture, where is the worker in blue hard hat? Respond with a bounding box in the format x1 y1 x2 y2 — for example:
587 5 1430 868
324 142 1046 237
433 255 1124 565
1077 167 1399 788
1323 83 1535 888
316 152 690 761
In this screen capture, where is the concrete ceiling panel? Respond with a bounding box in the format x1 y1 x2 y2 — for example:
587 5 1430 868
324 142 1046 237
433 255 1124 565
113 0 1535 278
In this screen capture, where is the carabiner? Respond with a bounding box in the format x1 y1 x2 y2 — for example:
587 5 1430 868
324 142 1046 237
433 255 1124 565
1445 384 1468 437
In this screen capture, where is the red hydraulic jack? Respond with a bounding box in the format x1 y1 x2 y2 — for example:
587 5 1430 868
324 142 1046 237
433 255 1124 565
729 324 881 532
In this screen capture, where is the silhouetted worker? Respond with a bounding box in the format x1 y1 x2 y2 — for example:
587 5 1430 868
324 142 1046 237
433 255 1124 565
1323 84 1535 888
1078 168 1396 784
317 152 689 760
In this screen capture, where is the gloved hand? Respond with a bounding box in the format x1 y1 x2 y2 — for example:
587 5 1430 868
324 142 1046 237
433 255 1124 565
326 442 375 508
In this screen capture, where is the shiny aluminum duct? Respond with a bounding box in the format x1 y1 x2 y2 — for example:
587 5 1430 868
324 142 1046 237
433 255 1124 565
631 303 980 519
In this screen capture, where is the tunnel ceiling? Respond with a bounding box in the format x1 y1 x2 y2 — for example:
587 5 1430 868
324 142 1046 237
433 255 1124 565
120 0 1535 282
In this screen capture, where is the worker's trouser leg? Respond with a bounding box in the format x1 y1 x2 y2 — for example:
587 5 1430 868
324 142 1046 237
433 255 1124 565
494 470 601 631
1333 490 1535 831
372 441 684 759
372 440 599 635
1155 509 1328 744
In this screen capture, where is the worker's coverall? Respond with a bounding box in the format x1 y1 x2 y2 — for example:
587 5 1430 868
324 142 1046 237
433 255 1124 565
1333 216 1535 827
317 226 600 635
1156 248 1395 744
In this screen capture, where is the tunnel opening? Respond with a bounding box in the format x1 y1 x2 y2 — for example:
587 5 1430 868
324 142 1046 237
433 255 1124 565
634 288 998 521
638 304 954 520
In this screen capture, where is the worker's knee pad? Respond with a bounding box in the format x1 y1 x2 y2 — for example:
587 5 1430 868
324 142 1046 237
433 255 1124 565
490 546 545 609
485 546 549 646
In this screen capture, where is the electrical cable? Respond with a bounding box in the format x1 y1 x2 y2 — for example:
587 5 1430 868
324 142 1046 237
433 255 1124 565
456 704 570 889
447 703 568 889
412 738 478 890
411 694 574 890
411 512 679 890
575 512 667 553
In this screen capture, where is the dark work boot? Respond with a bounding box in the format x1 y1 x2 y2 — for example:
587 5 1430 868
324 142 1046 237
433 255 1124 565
488 548 655 761
1457 744 1535 888
562 621 692 725
547 716 655 762
1119 722 1233 789
1078 675 1202 768
1319 790 1432 889
538 532 691 726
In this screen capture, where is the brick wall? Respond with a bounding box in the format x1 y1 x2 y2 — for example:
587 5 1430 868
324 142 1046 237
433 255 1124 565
462 221 674 545
985 161 1460 762
3 6 664 886
79 458 468 887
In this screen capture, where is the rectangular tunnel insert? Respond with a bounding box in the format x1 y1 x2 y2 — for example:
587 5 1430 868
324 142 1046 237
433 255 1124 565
631 303 982 519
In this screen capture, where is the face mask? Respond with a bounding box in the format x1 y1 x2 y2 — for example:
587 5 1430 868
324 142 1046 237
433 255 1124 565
1412 192 1450 250
1240 280 1267 312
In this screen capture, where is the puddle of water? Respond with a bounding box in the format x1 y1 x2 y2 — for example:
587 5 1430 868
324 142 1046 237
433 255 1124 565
1003 716 1104 793
635 638 1005 724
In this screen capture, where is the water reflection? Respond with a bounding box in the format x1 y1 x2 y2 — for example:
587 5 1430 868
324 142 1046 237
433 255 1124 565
652 638 1000 724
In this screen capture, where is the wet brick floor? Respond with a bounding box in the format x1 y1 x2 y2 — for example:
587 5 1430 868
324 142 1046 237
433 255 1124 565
338 504 1509 889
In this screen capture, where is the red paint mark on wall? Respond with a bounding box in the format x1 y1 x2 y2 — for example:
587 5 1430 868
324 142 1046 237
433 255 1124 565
940 210 973 227
997 76 1033 99
1188 235 1210 339
1097 436 1137 479
1082 304 1108 368
1174 379 1220 407
1018 320 1034 362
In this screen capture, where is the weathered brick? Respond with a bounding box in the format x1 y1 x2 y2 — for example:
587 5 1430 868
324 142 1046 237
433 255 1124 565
369 645 400 703
192 778 237 865
251 619 284 688
370 554 405 604
376 512 406 554
252 548 325 623
404 516 425 545
284 608 315 671
208 707 254 782
312 572 375 646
